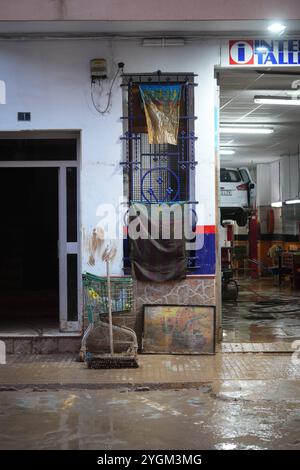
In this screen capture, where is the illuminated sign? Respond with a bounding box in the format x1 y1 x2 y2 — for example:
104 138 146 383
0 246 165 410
223 39 300 66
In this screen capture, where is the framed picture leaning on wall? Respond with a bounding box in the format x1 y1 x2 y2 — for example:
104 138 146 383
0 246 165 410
142 304 215 354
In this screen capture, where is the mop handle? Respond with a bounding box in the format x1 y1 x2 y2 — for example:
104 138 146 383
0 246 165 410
106 259 114 355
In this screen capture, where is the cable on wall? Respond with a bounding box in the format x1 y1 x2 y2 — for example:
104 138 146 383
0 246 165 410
91 62 124 115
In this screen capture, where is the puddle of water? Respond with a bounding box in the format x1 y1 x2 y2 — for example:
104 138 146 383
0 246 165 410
0 387 300 450
222 283 300 343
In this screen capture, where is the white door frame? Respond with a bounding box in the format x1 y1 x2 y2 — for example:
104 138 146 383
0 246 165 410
0 159 81 333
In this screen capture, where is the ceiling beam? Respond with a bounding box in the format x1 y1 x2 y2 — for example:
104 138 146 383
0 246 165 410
1 0 300 21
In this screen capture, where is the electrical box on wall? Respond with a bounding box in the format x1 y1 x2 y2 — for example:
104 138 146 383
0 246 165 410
90 59 107 81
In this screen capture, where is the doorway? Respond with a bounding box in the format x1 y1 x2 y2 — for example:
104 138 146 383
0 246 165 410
0 136 80 334
0 168 59 332
218 67 300 348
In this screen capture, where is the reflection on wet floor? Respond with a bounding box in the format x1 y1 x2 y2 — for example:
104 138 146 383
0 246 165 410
222 277 300 343
1 385 300 450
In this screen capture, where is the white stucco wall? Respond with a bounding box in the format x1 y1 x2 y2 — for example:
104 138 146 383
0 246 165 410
0 38 220 275
256 163 272 207
258 155 300 207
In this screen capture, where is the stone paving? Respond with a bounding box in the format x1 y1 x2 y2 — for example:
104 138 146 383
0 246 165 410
1 353 300 389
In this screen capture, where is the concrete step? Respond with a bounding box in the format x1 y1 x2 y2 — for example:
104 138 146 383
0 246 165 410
0 336 81 355
219 341 295 353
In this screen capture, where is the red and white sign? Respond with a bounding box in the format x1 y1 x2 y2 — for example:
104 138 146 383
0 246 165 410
229 40 254 65
223 38 300 67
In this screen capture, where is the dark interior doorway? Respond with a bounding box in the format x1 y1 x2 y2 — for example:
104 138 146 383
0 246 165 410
0 167 59 330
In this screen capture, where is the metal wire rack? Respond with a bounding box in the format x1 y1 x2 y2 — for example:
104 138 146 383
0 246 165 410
83 272 133 317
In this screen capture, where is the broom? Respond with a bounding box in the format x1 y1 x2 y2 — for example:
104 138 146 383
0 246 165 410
86 245 138 369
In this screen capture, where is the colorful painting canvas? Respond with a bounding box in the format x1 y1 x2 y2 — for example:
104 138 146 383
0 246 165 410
142 305 215 354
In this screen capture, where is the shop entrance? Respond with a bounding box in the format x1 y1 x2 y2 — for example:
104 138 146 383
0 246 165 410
217 67 300 349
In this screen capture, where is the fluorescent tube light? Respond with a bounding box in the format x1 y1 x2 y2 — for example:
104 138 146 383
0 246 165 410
267 23 286 34
256 46 269 52
254 96 300 106
142 38 185 47
220 149 235 155
285 199 300 205
164 38 185 47
271 201 282 208
220 127 274 134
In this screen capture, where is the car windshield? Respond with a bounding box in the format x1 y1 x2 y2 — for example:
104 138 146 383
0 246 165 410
220 169 242 183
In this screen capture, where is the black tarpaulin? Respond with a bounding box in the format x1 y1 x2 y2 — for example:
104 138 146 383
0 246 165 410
129 207 186 282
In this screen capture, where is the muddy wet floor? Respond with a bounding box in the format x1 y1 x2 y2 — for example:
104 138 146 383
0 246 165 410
222 278 300 343
1 381 300 450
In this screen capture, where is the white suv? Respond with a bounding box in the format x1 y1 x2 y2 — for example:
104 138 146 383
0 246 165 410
220 167 255 226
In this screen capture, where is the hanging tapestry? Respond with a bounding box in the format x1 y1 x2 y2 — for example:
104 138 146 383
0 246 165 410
139 84 181 145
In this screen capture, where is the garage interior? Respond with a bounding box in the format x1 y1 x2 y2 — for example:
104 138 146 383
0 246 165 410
219 68 300 349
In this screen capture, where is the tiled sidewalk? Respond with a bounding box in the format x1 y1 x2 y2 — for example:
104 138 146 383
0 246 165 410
1 353 300 389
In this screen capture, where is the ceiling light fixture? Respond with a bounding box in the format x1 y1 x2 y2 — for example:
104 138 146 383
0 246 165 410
254 96 300 106
271 201 283 208
267 23 286 34
220 149 235 155
220 127 274 135
256 46 269 53
142 38 185 47
285 199 300 205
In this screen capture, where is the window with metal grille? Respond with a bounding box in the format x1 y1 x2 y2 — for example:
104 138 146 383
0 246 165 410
121 72 198 272
121 72 197 204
